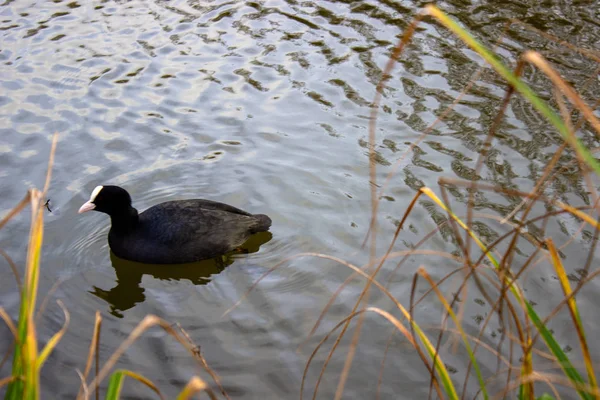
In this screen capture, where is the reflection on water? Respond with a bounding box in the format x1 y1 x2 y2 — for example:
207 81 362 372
91 231 272 317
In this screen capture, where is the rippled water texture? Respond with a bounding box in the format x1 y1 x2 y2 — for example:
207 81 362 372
1 0 600 398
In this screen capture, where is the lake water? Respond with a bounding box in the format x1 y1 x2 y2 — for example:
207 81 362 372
1 0 600 398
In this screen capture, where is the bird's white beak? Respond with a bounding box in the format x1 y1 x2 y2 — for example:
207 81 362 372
78 201 96 214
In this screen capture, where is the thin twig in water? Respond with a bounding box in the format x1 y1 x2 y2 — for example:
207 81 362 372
176 323 231 400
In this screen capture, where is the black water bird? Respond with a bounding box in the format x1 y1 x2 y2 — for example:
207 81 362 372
78 185 272 264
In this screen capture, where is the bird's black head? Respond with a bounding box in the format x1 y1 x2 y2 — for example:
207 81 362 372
78 185 133 216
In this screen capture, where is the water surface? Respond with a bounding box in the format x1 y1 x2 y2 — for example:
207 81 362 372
1 0 600 398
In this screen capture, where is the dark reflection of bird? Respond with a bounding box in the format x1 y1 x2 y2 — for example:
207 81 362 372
78 185 272 264
90 231 273 318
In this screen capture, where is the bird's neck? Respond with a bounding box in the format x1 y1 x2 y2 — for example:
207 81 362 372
109 207 139 233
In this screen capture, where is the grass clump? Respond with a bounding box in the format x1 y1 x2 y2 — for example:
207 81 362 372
229 5 600 400
0 135 228 399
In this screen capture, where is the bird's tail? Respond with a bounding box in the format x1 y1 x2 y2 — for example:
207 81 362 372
252 214 272 232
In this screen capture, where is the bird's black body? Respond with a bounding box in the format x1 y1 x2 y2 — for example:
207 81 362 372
79 185 271 264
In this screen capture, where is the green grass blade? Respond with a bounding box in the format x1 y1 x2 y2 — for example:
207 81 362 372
536 394 555 400
5 233 32 399
104 369 163 400
411 322 459 399
6 193 44 400
419 268 488 400
525 301 593 400
432 186 590 397
4 136 56 400
5 288 27 399
426 5 598 395
420 186 593 398
105 371 125 400
425 5 600 177
548 239 597 391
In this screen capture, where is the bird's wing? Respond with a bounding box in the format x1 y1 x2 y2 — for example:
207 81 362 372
139 200 258 245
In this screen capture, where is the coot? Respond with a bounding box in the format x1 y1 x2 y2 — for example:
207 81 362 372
78 185 272 264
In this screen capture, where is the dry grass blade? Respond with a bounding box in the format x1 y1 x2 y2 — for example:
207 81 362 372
78 312 102 400
0 376 19 388
0 248 22 292
555 202 600 229
35 277 67 322
433 326 512 369
426 5 600 178
334 189 423 400
420 184 539 397
537 267 600 344
508 19 600 63
440 178 600 230
362 10 431 250
225 249 457 325
81 315 210 400
75 369 89 400
301 307 442 400
465 250 541 396
468 57 525 257
306 197 469 356
299 248 461 356
543 199 600 268
337 11 428 400
177 323 231 400
364 1 426 254
384 222 470 293
307 256 405 400
553 86 600 211
496 372 600 400
80 315 157 397
416 267 489 399
500 140 568 224
0 339 16 373
291 252 459 399
297 261 368 354
546 239 597 391
36 300 70 368
420 187 499 268
0 307 18 338
0 191 31 231
95 329 99 400
42 134 58 195
523 52 600 137
376 331 396 400
486 368 560 400
506 96 600 227
176 376 218 400
114 369 165 400
375 59 495 236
